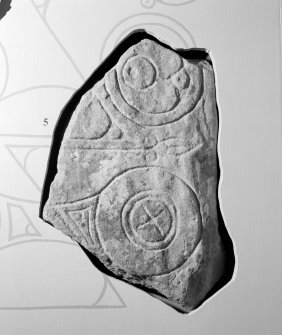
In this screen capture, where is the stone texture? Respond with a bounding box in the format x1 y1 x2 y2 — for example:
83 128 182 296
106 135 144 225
43 38 226 313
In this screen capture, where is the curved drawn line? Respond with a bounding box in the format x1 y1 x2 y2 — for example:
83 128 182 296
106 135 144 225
6 144 50 148
0 193 40 204
30 1 85 81
23 147 39 170
0 252 124 310
0 85 76 102
0 42 9 98
141 0 196 7
0 241 126 310
0 305 125 311
0 238 76 251
158 0 196 6
114 23 189 50
140 0 156 8
5 145 41 192
43 0 52 18
92 275 107 306
102 276 127 308
100 12 196 61
23 145 49 169
33 2 46 8
7 202 41 241
0 134 52 138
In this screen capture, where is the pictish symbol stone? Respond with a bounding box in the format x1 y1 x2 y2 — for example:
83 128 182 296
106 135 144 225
42 35 233 314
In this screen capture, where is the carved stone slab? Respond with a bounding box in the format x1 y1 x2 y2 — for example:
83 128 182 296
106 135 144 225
43 38 226 313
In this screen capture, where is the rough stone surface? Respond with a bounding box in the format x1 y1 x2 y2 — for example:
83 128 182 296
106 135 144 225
43 39 226 313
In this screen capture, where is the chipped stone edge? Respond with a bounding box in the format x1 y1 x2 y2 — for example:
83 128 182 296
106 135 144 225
185 49 238 317
136 28 237 315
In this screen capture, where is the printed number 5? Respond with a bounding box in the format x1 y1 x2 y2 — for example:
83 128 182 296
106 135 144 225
43 118 48 126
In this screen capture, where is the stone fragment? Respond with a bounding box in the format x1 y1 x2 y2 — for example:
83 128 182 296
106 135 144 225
42 36 233 313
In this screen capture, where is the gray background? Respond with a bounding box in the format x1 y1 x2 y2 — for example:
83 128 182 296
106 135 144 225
0 0 281 334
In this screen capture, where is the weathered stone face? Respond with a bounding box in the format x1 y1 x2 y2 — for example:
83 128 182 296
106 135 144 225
42 38 228 313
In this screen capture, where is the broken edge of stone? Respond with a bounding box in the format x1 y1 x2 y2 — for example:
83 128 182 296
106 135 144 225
39 29 236 314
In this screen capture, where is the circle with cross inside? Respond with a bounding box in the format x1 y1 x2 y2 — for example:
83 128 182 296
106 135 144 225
123 191 177 250
94 167 202 276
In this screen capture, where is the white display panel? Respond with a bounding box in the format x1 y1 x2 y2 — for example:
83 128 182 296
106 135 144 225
0 0 281 334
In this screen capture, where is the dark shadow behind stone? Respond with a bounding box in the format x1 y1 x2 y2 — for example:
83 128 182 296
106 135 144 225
39 30 235 313
0 0 12 21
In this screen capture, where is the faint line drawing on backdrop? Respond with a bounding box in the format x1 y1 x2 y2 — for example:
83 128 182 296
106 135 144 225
30 0 85 81
141 0 196 9
0 42 8 97
7 202 41 240
100 12 196 61
0 85 76 103
0 134 126 310
0 0 197 311
0 0 126 310
0 138 126 309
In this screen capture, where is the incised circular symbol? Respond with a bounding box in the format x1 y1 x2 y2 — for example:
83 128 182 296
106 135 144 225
122 192 177 250
94 167 202 276
123 56 157 90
